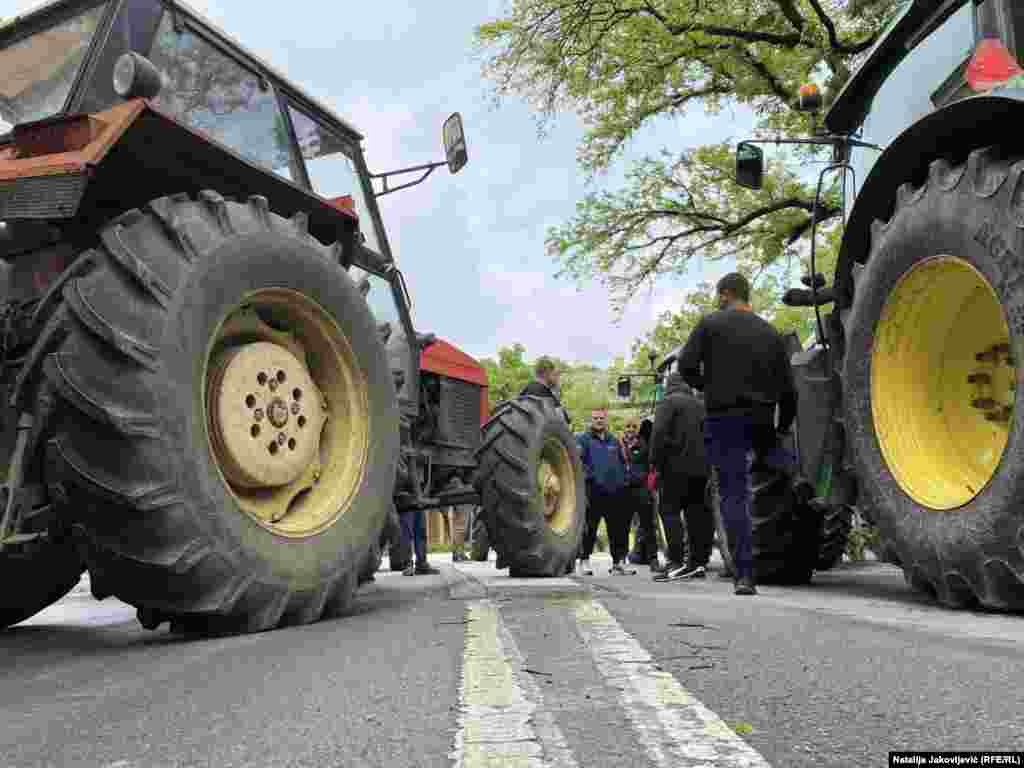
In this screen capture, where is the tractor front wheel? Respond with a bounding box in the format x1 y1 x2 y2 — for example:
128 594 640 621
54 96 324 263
474 397 584 576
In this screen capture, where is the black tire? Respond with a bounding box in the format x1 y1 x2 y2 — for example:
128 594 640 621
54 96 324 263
0 536 83 628
815 505 853 571
842 148 1024 610
360 503 400 584
473 396 585 577
469 510 490 561
706 471 735 576
708 468 815 584
40 192 399 634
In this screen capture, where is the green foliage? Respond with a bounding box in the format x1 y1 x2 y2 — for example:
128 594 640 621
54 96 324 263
628 224 840 372
476 0 902 307
846 523 881 561
479 345 649 434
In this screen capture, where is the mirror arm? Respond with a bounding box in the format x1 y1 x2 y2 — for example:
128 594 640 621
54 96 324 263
368 161 446 197
739 135 885 152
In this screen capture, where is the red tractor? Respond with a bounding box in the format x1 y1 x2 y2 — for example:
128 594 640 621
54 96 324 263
0 0 585 634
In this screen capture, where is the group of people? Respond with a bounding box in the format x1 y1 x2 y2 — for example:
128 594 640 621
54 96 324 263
568 272 812 596
395 271 810 597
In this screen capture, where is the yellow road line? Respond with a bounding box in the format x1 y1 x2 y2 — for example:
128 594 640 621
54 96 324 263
450 599 578 768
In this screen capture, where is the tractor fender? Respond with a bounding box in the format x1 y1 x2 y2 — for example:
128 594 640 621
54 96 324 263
835 88 1024 314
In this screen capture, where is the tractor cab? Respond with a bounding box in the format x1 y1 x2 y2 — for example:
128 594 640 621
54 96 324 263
0 0 468 427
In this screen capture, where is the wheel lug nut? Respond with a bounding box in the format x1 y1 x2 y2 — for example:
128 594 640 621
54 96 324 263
254 409 264 421
972 398 997 410
268 379 278 392
257 372 267 386
277 432 286 445
291 402 300 415
967 373 991 385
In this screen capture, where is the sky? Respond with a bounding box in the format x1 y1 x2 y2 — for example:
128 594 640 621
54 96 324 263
10 0 760 367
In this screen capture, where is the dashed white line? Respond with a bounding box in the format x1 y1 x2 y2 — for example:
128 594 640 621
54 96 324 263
573 599 772 768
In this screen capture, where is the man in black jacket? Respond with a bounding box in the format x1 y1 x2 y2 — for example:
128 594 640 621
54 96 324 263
648 372 710 581
520 356 571 424
678 272 812 596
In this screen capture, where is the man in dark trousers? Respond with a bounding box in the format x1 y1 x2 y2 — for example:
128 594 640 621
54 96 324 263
623 418 660 572
648 372 710 581
576 408 632 576
678 272 811 596
520 356 571 424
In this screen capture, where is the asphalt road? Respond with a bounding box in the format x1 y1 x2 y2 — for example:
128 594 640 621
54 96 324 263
2 555 1023 768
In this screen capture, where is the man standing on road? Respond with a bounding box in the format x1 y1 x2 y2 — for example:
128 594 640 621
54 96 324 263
648 372 710 581
520 356 571 424
678 272 811 596
623 419 660 572
399 508 441 577
576 409 633 576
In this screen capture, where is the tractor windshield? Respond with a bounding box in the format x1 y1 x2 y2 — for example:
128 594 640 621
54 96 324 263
848 3 974 209
0 2 108 135
287 105 384 256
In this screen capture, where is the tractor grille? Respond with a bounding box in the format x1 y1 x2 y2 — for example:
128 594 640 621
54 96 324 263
0 173 88 219
438 376 481 450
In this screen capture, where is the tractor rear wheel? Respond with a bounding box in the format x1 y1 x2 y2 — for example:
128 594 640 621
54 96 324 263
708 468 816 584
474 396 584 576
815 505 853 571
843 148 1024 610
469 510 490 562
39 192 398 634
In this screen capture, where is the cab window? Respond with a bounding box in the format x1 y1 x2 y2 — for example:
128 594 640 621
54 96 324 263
287 105 383 254
350 265 404 332
147 13 296 181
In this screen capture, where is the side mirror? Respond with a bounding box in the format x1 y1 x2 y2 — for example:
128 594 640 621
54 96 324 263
442 112 468 174
735 141 764 190
617 377 632 399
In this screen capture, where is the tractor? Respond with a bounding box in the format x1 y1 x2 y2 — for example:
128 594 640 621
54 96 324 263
0 0 585 634
732 0 1024 610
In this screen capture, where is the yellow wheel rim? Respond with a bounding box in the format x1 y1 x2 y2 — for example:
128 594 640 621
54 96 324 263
871 256 1014 510
204 289 370 537
538 437 576 535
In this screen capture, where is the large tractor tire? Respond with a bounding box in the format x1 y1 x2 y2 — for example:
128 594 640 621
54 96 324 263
474 396 584 577
707 468 817 584
0 536 83 628
843 148 1024 610
815 504 853 571
37 192 399 634
705 476 736 577
469 510 490 562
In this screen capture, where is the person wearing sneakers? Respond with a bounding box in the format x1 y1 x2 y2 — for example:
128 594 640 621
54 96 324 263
678 272 812 596
648 372 710 581
576 409 633 576
399 507 440 577
623 418 660 573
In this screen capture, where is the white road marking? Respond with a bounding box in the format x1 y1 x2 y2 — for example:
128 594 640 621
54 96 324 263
573 599 772 768
450 600 579 768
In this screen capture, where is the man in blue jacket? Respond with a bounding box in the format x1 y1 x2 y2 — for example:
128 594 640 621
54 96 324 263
576 408 633 576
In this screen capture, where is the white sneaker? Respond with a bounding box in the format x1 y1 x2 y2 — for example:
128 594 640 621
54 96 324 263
577 559 593 576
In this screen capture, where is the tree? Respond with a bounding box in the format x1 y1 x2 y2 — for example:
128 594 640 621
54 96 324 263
475 1 901 307
627 222 841 371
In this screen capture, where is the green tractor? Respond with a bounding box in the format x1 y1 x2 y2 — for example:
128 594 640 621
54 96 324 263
0 0 586 634
623 343 846 584
733 0 1024 609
